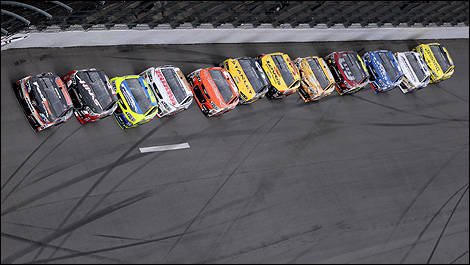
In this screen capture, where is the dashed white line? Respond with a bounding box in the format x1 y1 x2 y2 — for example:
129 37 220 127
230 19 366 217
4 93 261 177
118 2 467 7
139 143 190 153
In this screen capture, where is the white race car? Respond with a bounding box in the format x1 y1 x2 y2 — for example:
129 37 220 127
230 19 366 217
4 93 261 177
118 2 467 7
139 66 193 117
395 51 431 93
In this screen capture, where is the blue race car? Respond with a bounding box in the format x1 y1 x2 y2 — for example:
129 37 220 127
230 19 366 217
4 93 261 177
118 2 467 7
363 50 403 93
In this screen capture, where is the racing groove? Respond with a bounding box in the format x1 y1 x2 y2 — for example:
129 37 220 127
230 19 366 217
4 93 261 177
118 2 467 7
1 39 468 263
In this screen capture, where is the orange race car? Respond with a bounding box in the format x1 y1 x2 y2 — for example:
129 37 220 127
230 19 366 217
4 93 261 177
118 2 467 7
295 56 336 102
187 67 239 117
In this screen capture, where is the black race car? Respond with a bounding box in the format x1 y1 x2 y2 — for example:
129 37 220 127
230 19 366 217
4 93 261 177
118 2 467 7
62 69 118 124
13 73 74 132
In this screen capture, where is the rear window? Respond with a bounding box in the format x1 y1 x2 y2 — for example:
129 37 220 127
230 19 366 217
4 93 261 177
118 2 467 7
405 53 427 82
161 68 186 103
307 58 330 89
378 53 399 81
209 70 233 104
125 78 154 114
272 55 295 87
238 59 265 93
430 45 452 73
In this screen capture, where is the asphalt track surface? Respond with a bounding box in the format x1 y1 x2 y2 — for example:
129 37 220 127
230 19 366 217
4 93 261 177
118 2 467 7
1 39 468 264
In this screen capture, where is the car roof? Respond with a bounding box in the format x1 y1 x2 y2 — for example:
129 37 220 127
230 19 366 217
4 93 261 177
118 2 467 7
200 67 234 107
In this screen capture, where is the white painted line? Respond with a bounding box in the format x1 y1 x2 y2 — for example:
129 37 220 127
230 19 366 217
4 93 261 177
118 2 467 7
139 143 190 153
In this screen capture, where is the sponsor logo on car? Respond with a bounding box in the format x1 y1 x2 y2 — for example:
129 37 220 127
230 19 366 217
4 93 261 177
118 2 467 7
155 69 177 106
77 75 102 109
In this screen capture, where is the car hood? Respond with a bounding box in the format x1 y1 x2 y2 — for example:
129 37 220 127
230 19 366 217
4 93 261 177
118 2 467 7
120 78 156 115
75 70 117 114
336 52 368 86
27 75 72 122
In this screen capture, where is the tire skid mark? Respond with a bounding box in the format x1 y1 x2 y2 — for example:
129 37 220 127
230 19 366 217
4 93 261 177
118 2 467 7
351 94 469 123
1 191 152 264
449 250 469 264
2 152 221 217
384 144 468 247
20 161 77 190
413 96 468 128
341 228 469 264
5 141 461 217
24 174 221 214
45 151 165 259
198 102 311 261
400 183 469 263
434 84 469 104
29 232 184 264
1 126 82 205
0 232 123 263
1 128 59 192
323 118 451 127
31 120 169 261
92 234 146 242
204 225 323 264
200 180 268 263
163 114 283 261
426 186 468 264
1 153 149 217
43 121 220 260
154 200 285 242
3 221 58 232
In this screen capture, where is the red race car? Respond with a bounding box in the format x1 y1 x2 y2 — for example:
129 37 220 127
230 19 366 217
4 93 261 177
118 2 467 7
62 68 118 124
325 51 370 95
187 67 239 117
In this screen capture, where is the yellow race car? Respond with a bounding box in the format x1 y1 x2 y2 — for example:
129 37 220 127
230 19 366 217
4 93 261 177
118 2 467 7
222 57 270 104
258 52 301 99
110 75 159 129
413 43 454 83
295 56 336 102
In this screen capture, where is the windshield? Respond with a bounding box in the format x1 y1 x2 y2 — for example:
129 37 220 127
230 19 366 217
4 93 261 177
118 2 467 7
124 78 154 114
76 71 115 113
378 53 399 81
238 59 266 93
209 70 234 104
339 53 365 82
161 68 187 103
307 58 330 89
430 45 452 73
272 55 295 87
405 53 427 82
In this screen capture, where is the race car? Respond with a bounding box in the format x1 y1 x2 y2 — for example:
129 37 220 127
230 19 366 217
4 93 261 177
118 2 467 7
62 68 118 124
110 75 159 129
139 65 193 118
258 52 301 99
325 51 370 95
394 51 431 93
362 50 404 93
13 72 74 132
294 56 336 102
187 67 239 117
413 43 454 83
221 57 269 104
